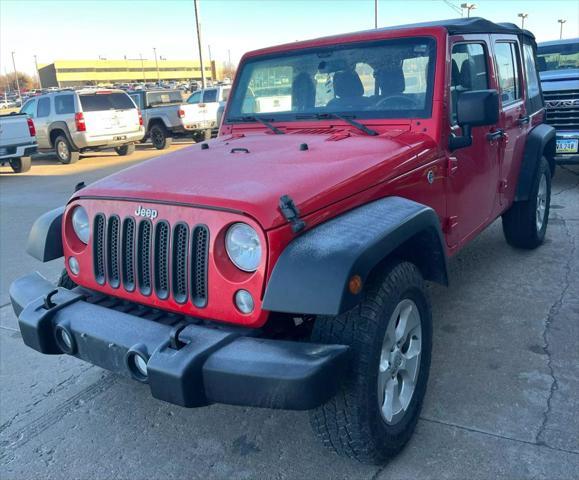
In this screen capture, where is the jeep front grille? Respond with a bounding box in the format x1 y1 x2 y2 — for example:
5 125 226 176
544 89 579 130
93 214 209 307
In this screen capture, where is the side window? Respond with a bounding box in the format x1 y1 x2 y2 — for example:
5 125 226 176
37 97 51 118
187 91 201 104
54 95 75 114
522 42 542 113
21 99 37 117
203 89 218 103
494 42 522 106
450 43 489 124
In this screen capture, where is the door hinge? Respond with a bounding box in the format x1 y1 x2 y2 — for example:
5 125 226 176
443 216 459 233
499 180 509 192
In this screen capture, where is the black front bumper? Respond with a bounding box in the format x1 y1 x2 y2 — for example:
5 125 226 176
10 273 349 410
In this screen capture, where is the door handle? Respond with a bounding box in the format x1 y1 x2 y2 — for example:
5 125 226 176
486 129 505 142
517 115 530 126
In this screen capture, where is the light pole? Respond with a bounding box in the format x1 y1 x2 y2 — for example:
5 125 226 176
34 54 42 89
518 13 528 29
207 44 213 83
193 0 206 89
374 0 378 29
460 3 477 18
558 19 566 39
11 51 21 103
153 47 160 84
140 53 145 82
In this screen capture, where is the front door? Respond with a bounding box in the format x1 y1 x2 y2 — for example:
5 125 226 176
446 36 501 247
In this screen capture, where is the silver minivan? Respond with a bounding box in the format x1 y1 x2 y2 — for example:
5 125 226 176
20 89 145 164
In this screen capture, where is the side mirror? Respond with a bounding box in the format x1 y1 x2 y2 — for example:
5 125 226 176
449 89 499 151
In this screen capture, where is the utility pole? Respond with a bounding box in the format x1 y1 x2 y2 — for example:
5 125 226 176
140 53 145 82
518 13 528 29
153 47 160 84
207 44 213 83
194 0 206 89
11 51 21 103
34 54 42 89
460 3 476 18
374 0 378 28
558 19 566 39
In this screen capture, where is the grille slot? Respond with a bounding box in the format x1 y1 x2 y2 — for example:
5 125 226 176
122 218 136 291
92 213 209 307
106 216 121 288
154 221 170 300
138 220 152 296
544 90 579 130
172 223 189 303
191 225 209 307
93 214 106 285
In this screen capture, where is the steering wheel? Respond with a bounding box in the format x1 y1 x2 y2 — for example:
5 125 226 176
375 95 417 109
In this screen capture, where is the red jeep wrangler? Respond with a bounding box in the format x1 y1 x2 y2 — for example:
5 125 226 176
11 18 555 464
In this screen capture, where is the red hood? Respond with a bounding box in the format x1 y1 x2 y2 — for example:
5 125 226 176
76 130 432 230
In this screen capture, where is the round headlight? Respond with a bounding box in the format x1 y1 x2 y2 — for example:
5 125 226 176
71 206 90 244
225 223 262 272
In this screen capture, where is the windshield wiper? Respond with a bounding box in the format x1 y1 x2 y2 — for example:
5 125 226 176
229 115 284 134
297 113 378 136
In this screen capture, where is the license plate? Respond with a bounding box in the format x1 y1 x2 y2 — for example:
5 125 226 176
113 135 127 141
556 139 578 154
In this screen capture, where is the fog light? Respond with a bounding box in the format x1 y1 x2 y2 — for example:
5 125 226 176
55 325 75 354
235 289 254 314
127 351 149 381
68 256 80 275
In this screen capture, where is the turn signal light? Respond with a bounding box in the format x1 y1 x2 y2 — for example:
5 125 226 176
75 112 86 132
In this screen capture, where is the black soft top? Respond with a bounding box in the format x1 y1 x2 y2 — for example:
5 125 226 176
377 16 535 40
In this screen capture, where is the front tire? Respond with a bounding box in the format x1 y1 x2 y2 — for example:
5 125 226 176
9 156 31 173
309 260 432 464
54 135 79 164
150 124 172 150
114 144 135 156
502 156 551 249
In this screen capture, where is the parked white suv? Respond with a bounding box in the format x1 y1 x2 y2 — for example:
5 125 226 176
20 89 145 164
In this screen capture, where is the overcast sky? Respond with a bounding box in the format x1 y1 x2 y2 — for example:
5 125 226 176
1 0 578 77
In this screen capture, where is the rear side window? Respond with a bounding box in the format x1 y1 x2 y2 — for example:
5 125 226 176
494 42 522 106
79 92 135 112
522 42 543 113
129 94 142 109
37 97 51 118
54 95 75 114
21 99 37 117
450 43 489 124
203 90 217 103
187 91 202 104
146 90 182 107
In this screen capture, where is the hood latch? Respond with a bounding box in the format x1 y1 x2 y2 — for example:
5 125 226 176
279 195 305 233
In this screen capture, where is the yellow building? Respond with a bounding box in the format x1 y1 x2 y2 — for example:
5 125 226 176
38 58 224 87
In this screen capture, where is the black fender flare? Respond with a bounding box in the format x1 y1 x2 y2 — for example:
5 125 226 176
26 207 64 262
515 123 556 202
147 117 171 133
48 122 78 150
263 197 448 316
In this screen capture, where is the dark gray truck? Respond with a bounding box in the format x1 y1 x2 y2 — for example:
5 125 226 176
537 38 579 164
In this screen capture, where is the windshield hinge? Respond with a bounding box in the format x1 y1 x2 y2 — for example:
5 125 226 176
279 195 305 233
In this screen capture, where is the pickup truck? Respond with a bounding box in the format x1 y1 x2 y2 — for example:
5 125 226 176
537 38 579 164
128 90 198 149
0 113 37 173
10 18 555 464
186 85 231 140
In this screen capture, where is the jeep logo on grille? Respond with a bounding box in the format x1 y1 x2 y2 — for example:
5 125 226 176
135 205 158 220
545 99 579 110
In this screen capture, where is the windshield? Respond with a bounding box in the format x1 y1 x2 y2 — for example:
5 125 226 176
537 41 579 72
227 37 436 122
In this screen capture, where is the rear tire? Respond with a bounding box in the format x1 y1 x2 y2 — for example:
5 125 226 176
309 260 432 464
9 156 31 173
54 135 79 164
114 144 135 156
502 156 551 249
57 269 77 290
150 124 172 150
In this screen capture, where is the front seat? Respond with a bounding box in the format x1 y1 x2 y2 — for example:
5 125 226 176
292 72 315 112
327 70 369 110
375 64 405 97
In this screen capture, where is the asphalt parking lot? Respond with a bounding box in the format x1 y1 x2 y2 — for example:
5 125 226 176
0 148 578 479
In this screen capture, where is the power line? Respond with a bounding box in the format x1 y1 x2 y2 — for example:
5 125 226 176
441 0 463 16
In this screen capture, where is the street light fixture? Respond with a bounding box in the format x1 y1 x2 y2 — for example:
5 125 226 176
558 19 567 39
518 13 528 29
460 3 477 18
10 51 21 104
